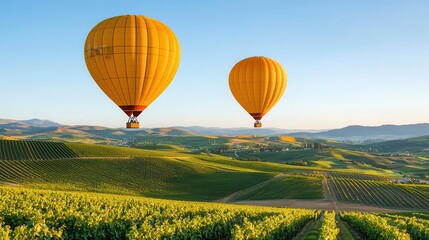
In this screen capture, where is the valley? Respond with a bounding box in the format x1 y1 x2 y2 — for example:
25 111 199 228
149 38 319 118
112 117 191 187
1 120 428 239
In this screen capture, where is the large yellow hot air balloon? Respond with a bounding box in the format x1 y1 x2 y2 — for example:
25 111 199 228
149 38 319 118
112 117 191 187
229 56 287 128
84 15 180 128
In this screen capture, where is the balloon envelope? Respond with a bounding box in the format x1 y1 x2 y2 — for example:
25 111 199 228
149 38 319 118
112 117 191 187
84 15 180 126
229 56 287 127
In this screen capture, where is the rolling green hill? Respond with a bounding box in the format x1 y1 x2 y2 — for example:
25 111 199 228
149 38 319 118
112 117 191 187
366 135 429 154
329 176 429 209
0 140 316 201
1 139 428 210
235 175 324 201
0 140 78 160
228 145 429 177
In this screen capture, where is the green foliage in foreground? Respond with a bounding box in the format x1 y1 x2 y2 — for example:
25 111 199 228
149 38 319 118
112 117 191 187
0 186 319 239
341 212 411 240
236 175 323 200
293 220 321 240
320 211 339 240
375 213 429 240
231 213 315 240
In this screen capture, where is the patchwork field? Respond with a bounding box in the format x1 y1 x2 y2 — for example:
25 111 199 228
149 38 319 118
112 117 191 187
0 138 429 239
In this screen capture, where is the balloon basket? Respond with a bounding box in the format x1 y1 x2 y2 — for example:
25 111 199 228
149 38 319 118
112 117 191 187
126 122 140 129
126 116 140 128
254 121 262 128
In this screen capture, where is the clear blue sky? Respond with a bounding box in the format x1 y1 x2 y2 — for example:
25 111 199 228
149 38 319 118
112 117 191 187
1 1 428 129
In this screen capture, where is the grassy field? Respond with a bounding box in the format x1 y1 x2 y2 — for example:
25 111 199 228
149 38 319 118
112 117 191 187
66 142 183 157
363 135 429 153
0 140 78 160
1 138 429 239
236 175 323 200
0 140 326 201
132 135 231 150
222 146 418 177
66 134 429 177
0 156 275 201
330 177 429 209
0 139 427 208
224 149 322 163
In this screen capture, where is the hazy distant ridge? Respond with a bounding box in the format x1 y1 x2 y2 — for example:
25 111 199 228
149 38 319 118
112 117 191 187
291 123 429 142
2 118 429 143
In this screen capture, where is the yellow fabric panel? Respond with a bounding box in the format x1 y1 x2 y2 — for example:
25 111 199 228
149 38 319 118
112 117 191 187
149 23 180 105
115 15 127 28
259 58 270 111
99 18 110 29
229 56 287 119
101 22 126 106
143 21 172 105
252 58 260 111
237 59 252 111
139 18 159 105
84 15 180 111
139 19 181 106
85 23 125 106
112 18 130 104
84 31 102 83
134 16 147 105
113 27 127 78
244 57 255 111
261 58 278 113
125 16 136 103
164 27 181 86
231 57 259 113
93 29 110 80
230 59 250 112
263 58 287 114
266 60 286 114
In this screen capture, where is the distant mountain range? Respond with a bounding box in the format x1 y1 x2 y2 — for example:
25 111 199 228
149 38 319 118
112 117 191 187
364 135 429 153
0 118 61 128
1 118 429 144
291 124 429 143
172 126 315 136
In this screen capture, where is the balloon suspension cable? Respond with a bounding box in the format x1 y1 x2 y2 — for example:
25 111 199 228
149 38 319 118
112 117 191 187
126 115 140 129
127 115 139 123
254 120 262 128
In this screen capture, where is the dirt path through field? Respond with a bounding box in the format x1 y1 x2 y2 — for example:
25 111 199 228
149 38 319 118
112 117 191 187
323 178 340 212
214 173 287 203
215 173 408 212
322 178 330 200
232 199 403 212
0 181 21 187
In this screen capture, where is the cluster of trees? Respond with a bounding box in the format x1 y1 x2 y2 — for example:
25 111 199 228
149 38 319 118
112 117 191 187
287 160 311 166
301 142 324 149
206 141 327 155
208 145 232 154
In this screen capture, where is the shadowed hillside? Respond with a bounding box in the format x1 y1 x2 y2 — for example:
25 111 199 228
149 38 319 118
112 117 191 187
365 135 429 154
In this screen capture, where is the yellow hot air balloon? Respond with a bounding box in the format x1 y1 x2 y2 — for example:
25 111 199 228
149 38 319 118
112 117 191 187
84 15 180 128
229 56 287 128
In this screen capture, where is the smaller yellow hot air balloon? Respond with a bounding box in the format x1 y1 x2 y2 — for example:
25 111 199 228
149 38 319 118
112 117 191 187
229 56 287 128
